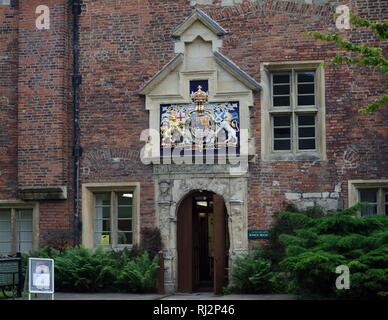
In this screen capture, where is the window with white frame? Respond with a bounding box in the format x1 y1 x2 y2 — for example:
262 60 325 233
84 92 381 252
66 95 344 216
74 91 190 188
0 208 33 255
261 62 326 161
93 191 134 247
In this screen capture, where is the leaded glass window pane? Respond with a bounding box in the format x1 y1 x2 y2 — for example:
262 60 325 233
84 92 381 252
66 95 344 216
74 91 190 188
359 189 378 216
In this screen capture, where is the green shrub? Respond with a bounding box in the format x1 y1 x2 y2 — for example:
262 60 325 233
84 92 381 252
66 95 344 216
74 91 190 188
107 246 142 270
27 246 60 259
269 272 295 294
22 247 61 280
346 268 388 299
276 206 388 299
264 209 318 268
54 246 116 292
358 246 388 268
116 252 159 292
279 250 346 295
24 246 159 293
231 246 272 293
222 286 233 295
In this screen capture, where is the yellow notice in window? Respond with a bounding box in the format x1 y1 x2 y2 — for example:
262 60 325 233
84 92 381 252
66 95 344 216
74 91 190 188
100 235 110 245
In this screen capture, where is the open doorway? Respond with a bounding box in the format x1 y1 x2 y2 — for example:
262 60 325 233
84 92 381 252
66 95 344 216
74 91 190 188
177 191 229 294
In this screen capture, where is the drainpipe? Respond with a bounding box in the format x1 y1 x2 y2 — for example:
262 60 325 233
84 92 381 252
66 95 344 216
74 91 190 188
72 0 82 246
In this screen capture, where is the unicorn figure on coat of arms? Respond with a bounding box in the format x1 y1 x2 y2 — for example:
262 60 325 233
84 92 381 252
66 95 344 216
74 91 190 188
214 104 240 145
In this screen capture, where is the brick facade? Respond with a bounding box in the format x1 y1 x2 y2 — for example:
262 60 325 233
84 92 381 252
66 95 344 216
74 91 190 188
0 2 18 200
0 0 387 249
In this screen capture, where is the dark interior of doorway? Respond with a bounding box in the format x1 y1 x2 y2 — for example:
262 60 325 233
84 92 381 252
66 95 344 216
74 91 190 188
192 192 229 292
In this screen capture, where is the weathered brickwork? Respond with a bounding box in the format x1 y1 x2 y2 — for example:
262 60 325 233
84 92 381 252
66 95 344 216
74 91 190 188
17 0 70 188
0 0 73 243
0 0 387 247
0 3 18 199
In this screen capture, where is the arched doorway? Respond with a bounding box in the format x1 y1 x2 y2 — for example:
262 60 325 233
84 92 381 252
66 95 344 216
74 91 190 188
177 191 229 294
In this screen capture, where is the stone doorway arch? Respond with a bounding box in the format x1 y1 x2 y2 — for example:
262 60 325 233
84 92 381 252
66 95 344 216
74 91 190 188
154 166 248 293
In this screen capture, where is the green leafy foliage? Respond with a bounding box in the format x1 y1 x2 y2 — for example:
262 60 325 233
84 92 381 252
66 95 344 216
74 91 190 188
54 247 116 292
276 208 388 299
22 247 61 278
26 246 159 293
265 207 323 268
231 246 272 293
280 250 346 296
350 15 388 41
269 272 295 294
309 14 387 113
234 206 388 298
116 252 159 292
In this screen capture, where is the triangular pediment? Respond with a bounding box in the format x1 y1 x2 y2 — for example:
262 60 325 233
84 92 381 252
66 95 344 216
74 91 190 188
139 9 261 98
139 54 183 95
172 9 228 38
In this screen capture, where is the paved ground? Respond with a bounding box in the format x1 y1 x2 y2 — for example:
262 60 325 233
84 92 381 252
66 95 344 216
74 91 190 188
17 292 296 300
161 293 296 300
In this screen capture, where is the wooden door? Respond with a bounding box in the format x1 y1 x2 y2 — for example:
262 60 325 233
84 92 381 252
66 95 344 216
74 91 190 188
192 209 200 291
177 195 193 292
213 194 226 295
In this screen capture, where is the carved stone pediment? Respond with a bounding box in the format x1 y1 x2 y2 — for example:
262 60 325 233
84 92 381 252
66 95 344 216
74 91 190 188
139 9 261 162
143 9 254 293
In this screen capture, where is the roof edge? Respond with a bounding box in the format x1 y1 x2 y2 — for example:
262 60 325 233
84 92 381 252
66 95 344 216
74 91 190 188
172 8 228 37
214 51 262 91
139 54 184 95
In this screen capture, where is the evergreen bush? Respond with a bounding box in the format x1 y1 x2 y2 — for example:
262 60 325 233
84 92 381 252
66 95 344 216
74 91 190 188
232 205 388 299
276 206 388 299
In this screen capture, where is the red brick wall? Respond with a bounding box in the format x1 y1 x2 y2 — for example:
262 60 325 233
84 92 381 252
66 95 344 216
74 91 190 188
0 0 387 244
39 200 72 241
205 0 388 229
0 3 18 199
17 0 70 188
207 0 387 229
77 0 387 233
77 0 192 230
0 1 73 244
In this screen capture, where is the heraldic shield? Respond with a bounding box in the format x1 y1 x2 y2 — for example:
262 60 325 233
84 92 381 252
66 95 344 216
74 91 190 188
160 86 240 152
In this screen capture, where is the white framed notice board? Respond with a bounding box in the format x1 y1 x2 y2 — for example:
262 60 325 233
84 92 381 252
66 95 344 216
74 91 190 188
28 257 55 299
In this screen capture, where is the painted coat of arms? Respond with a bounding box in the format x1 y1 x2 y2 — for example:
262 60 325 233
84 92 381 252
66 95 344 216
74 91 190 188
160 86 240 152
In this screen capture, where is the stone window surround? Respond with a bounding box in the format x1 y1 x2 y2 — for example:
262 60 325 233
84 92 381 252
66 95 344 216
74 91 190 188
81 182 140 249
0 200 39 254
261 61 327 161
348 179 388 216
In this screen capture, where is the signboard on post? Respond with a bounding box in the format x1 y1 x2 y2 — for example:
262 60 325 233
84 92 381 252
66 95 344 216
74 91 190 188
248 229 271 240
28 258 54 300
